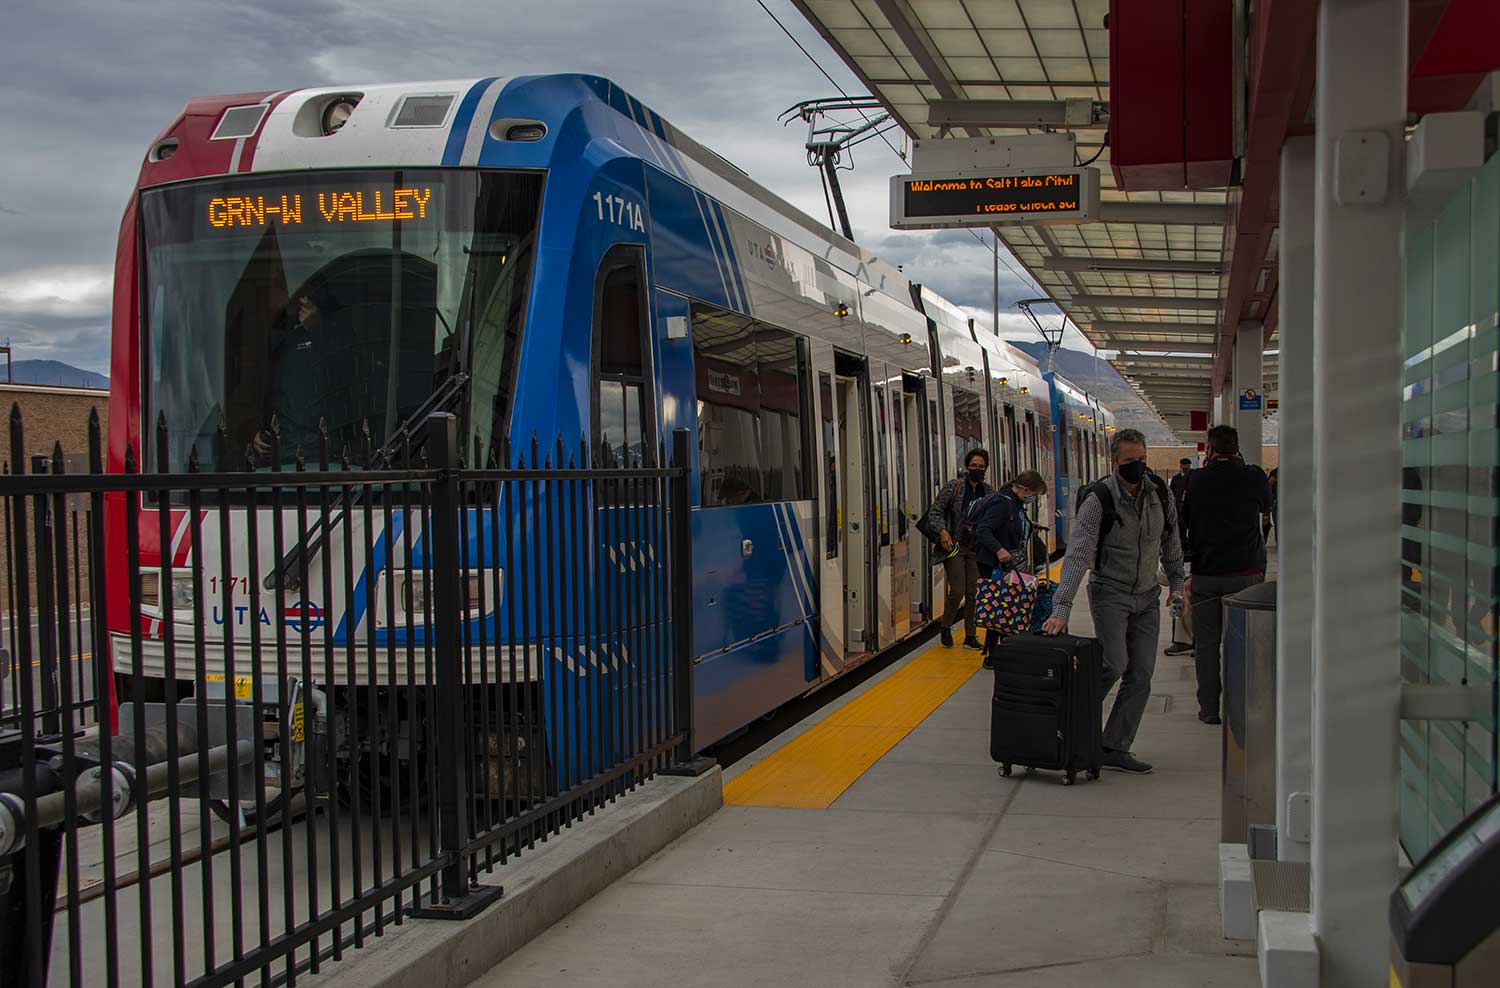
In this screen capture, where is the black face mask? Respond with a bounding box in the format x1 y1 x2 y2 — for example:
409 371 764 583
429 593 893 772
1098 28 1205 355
1117 459 1147 484
968 467 986 483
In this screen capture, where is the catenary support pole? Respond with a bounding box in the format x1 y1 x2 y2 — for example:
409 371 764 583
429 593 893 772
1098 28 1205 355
1276 136 1315 865
1311 1 1406 983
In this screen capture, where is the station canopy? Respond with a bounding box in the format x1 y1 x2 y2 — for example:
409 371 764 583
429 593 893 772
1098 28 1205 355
791 0 1266 435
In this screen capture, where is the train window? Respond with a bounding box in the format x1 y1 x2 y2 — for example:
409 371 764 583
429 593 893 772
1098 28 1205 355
592 246 651 468
140 169 545 471
691 304 809 506
821 373 839 558
951 388 983 475
758 328 807 501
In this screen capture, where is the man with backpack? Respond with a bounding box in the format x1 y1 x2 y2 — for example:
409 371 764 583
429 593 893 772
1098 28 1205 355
1041 429 1185 774
918 448 992 648
1180 425 1272 725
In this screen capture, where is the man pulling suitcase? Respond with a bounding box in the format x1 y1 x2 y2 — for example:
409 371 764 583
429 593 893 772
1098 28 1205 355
1039 428 1186 775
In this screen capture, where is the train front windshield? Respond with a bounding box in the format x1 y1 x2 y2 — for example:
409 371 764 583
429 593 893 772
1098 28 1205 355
140 169 543 470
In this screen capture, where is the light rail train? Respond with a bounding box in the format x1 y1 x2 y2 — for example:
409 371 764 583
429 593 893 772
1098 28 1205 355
105 74 1115 782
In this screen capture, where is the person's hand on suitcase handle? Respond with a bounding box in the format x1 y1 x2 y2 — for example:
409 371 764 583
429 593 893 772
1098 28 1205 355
1041 615 1068 636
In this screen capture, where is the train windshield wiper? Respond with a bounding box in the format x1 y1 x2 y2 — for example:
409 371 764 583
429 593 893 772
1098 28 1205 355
264 371 469 592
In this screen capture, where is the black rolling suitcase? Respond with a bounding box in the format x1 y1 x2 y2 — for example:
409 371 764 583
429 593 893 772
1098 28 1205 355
990 632 1103 785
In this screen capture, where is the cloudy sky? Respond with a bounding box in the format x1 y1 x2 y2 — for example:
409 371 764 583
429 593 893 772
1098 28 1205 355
0 0 1094 376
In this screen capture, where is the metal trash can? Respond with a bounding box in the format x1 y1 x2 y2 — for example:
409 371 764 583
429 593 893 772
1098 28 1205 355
1220 580 1277 854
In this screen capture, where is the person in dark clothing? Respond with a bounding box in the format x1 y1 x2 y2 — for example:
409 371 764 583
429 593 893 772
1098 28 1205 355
919 448 991 649
972 469 1049 667
1181 425 1273 724
1163 457 1197 656
1264 467 1279 545
973 469 1049 577
1169 457 1193 519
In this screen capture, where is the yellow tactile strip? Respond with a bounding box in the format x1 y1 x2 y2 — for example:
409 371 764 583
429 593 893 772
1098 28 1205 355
722 644 983 809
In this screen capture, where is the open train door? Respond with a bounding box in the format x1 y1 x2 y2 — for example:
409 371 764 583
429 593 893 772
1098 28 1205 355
808 341 848 677
902 374 936 630
834 350 875 656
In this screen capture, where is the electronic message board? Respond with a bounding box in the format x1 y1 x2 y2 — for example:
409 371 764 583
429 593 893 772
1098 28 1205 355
890 167 1099 229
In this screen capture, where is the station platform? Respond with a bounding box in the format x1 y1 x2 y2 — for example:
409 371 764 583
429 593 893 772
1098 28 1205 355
476 584 1258 988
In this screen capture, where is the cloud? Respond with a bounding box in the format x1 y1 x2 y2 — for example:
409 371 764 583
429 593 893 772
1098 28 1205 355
0 0 1160 437
0 266 113 320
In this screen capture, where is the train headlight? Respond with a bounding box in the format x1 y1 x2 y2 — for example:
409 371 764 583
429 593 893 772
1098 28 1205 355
137 570 193 613
169 580 196 614
392 571 496 623
321 96 360 135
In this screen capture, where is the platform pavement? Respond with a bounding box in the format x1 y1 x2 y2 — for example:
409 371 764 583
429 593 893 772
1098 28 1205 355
474 582 1259 988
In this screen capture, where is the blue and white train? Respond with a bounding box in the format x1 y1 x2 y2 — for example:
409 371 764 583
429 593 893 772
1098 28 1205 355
109 73 1115 762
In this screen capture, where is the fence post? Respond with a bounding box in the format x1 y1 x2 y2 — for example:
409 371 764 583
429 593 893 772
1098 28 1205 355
663 428 713 777
412 412 504 919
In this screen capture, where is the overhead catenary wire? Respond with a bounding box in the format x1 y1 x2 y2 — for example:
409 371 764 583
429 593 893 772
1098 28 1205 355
753 0 906 163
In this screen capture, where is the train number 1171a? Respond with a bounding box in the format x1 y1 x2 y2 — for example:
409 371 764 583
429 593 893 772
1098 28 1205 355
594 192 645 232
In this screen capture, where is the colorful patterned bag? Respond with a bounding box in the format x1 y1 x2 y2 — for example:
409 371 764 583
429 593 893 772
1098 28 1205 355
973 569 1038 637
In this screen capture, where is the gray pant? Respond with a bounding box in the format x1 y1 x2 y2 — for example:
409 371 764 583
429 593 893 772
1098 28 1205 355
942 551 979 639
1190 573 1263 716
1088 581 1161 752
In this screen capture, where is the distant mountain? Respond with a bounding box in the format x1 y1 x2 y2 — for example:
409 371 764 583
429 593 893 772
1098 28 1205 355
1006 341 1176 444
8 360 108 389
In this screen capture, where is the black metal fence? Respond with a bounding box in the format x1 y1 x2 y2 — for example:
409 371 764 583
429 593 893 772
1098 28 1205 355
0 407 703 988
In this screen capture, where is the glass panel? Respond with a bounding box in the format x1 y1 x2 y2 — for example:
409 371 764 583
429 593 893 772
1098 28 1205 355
1399 151 1500 860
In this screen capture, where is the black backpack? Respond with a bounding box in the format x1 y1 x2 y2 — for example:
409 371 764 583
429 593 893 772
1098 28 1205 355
1074 473 1169 566
956 490 1008 550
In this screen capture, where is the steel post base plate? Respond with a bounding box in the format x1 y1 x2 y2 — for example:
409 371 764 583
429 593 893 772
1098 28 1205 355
660 756 716 778
409 882 505 920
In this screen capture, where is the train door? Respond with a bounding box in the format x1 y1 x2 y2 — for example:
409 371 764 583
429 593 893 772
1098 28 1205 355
931 371 952 619
835 352 873 655
812 350 847 676
888 376 913 639
871 373 897 647
901 376 930 630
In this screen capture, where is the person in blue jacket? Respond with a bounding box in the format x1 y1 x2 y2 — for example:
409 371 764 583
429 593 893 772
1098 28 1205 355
971 469 1049 667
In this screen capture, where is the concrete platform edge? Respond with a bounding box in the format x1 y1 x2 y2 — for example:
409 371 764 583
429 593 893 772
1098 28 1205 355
300 768 723 988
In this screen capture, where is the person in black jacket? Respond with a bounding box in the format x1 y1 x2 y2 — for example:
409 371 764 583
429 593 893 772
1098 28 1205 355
973 469 1049 578
1180 425 1272 724
919 448 991 648
972 470 1049 667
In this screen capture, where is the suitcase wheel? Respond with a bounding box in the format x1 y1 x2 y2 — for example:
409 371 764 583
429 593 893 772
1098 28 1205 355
1087 769 1101 781
999 763 1012 778
1063 770 1076 786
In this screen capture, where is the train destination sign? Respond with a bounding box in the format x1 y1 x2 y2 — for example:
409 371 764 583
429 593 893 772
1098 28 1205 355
890 167 1099 229
206 187 435 229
